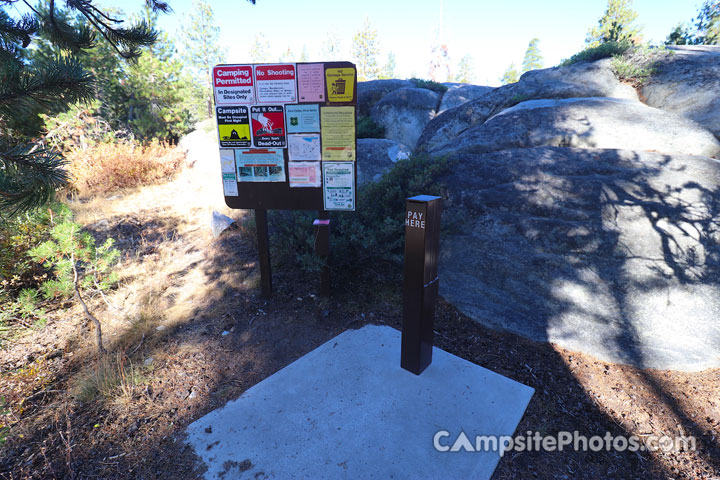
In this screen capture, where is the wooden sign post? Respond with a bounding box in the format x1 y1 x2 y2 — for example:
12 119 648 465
401 195 443 375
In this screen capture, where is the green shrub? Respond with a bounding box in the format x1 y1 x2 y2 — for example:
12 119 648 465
410 78 449 94
0 205 71 343
611 56 654 83
28 221 120 300
0 203 73 293
0 397 9 446
610 44 670 85
560 41 632 66
356 116 386 139
269 154 454 274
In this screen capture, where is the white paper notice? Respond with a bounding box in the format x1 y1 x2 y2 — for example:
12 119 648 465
222 173 238 196
289 162 321 188
288 134 321 161
219 149 235 173
322 162 355 211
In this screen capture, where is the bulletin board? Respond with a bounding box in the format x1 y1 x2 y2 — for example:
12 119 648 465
213 61 357 211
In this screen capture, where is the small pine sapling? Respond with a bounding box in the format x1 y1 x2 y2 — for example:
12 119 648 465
29 221 119 354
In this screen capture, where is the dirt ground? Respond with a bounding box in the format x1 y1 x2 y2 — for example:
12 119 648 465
1 139 719 479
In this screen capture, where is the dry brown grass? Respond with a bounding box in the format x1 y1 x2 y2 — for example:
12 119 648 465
66 140 184 198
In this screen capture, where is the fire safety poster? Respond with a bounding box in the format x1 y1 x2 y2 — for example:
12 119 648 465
250 105 286 148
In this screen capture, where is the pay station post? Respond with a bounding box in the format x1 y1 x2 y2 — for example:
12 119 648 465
401 195 443 375
212 62 357 297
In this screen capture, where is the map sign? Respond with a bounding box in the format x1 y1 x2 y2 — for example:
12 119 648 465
288 134 321 161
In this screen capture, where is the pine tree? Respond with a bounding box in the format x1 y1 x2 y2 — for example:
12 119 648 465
179 0 225 119
428 42 450 82
521 38 544 73
352 17 381 81
453 54 475 84
501 63 519 85
0 1 169 215
249 33 270 63
379 52 396 79
278 46 295 62
693 0 720 45
299 46 309 62
665 23 693 45
321 31 344 61
586 0 642 47
665 1 719 46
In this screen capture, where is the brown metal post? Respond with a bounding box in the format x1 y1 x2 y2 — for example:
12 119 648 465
314 211 331 296
401 195 442 375
254 209 272 298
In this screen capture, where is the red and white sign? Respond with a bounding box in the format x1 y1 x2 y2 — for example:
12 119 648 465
251 105 286 148
213 65 254 105
255 64 297 103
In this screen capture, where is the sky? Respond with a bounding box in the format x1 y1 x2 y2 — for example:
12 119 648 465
88 0 705 86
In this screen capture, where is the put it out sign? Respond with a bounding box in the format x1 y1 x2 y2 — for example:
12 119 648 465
406 210 425 229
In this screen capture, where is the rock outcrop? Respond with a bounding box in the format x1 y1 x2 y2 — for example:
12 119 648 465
438 84 493 113
416 58 638 152
370 87 439 149
357 138 411 184
423 97 720 157
437 147 720 371
357 79 415 117
642 45 720 139
354 51 720 370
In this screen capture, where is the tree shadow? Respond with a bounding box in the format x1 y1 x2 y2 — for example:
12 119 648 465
3 144 719 479
439 145 720 477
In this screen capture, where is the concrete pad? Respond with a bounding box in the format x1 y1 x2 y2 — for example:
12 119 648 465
185 325 534 479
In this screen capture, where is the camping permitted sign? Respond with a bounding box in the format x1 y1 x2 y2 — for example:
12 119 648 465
213 65 254 105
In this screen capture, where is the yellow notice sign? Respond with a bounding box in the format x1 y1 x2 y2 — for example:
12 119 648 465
218 124 250 144
216 106 251 148
326 67 355 102
321 106 355 161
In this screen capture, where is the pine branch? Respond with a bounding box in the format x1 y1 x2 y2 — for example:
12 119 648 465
38 1 95 53
0 55 94 118
0 9 37 47
0 144 69 216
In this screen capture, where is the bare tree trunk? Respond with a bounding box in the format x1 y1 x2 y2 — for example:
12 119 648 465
72 254 106 354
